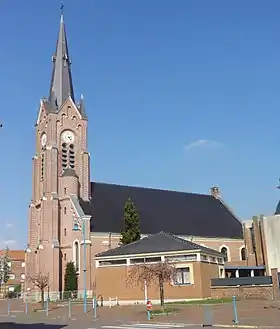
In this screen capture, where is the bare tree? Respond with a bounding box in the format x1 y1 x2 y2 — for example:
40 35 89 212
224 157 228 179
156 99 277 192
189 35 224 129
28 273 49 304
126 261 176 308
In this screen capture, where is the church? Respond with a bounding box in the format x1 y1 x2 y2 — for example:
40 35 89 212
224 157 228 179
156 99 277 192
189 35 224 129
25 10 260 300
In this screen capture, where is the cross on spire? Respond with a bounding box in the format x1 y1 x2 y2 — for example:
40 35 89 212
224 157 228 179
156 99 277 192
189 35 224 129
60 1 64 15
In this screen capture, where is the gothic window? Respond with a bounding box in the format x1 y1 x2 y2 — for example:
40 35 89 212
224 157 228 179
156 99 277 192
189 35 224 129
64 207 67 215
41 153 45 180
64 187 67 195
220 247 228 262
74 241 79 271
240 247 246 261
64 253 66 261
64 228 67 236
61 143 75 170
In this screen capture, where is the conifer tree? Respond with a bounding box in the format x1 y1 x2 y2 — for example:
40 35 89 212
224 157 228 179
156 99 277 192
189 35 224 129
0 247 11 296
120 197 141 245
64 261 77 296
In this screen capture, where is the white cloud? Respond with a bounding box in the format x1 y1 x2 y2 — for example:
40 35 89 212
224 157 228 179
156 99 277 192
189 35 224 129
5 223 13 229
0 240 17 249
184 139 224 151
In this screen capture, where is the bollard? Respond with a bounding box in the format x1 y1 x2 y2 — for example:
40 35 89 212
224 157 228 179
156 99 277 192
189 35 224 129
147 300 152 321
93 296 97 319
46 299 49 317
68 298 72 319
7 299 10 316
232 296 239 324
25 301 28 315
202 304 213 327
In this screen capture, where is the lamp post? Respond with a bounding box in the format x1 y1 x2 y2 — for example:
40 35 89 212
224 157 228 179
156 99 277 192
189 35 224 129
73 216 87 314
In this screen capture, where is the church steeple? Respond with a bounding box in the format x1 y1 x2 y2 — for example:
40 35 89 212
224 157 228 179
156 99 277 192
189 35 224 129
49 4 75 109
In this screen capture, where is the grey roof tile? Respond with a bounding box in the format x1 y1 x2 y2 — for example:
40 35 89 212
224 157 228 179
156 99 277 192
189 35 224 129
61 167 78 178
95 231 223 258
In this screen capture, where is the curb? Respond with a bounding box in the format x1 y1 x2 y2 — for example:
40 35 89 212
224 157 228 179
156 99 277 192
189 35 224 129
146 322 280 329
212 325 280 329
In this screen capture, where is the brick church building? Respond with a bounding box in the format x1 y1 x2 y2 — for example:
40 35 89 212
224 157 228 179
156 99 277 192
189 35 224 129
25 10 259 300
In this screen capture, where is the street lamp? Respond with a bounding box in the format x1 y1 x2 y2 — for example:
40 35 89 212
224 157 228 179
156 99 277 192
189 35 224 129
73 216 87 314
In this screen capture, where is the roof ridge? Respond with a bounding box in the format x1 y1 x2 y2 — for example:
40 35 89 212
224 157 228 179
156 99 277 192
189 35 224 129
96 230 223 258
98 233 154 255
91 181 211 197
159 231 223 255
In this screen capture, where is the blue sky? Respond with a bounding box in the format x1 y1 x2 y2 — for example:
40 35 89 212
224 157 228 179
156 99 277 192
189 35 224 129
0 0 280 249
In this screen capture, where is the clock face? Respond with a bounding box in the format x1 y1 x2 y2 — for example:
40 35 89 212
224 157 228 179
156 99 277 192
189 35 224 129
62 130 75 143
41 133 47 147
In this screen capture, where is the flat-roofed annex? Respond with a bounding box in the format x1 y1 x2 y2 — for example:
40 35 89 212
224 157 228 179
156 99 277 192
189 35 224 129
95 231 225 267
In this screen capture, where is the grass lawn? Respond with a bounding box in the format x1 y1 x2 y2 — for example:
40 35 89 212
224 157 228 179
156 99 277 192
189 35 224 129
150 307 178 316
166 297 233 305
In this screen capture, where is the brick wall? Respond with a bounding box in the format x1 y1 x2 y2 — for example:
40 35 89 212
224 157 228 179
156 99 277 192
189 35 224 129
210 285 274 300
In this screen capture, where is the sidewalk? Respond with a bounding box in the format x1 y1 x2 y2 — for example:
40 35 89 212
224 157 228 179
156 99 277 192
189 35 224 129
2 299 280 328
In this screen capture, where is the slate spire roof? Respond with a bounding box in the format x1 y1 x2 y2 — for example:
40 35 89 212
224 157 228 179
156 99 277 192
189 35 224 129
79 182 243 239
48 11 75 109
95 231 223 258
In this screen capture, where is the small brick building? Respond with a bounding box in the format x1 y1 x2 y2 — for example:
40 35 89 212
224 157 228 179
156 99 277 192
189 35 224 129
95 232 225 303
0 250 25 296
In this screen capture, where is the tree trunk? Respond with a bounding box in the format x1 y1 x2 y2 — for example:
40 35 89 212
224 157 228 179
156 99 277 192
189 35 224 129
159 275 164 310
41 289 44 307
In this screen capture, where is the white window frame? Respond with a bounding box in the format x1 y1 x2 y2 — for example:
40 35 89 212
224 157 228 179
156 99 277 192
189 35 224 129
72 239 81 274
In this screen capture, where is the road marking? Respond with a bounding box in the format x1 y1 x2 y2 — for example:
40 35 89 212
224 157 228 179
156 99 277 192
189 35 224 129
101 325 185 329
134 325 185 328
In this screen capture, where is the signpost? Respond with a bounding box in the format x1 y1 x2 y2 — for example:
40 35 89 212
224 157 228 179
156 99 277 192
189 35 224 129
147 300 152 321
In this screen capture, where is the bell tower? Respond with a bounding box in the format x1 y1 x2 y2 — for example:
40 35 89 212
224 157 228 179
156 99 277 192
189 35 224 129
26 6 91 298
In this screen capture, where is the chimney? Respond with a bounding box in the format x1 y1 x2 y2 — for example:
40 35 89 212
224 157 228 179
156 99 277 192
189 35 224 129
210 185 220 199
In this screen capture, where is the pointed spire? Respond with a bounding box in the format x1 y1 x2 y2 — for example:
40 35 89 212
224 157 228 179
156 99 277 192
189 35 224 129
49 2 75 108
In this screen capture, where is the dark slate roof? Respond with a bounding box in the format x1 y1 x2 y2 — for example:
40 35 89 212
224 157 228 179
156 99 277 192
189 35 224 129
95 231 223 258
79 182 243 239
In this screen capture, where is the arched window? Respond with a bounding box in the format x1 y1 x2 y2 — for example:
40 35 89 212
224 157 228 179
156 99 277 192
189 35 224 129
74 241 79 271
240 247 246 261
221 247 228 262
64 228 67 236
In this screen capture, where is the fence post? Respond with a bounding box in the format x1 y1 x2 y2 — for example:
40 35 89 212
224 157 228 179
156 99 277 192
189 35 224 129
93 296 97 319
25 300 28 315
46 298 49 317
68 298 72 319
232 296 239 324
202 304 213 327
7 298 10 316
